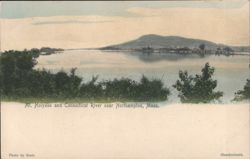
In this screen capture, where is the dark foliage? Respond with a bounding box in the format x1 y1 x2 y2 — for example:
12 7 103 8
199 43 205 50
173 63 223 103
0 50 39 96
233 79 250 101
100 76 170 101
80 76 103 99
0 49 170 102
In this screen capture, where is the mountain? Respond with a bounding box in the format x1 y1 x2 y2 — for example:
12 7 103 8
100 34 249 52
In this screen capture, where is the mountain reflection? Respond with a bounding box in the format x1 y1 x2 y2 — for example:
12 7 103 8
125 52 206 63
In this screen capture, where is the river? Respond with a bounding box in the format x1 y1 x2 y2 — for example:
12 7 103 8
36 50 249 103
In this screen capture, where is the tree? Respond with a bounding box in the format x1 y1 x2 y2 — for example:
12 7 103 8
102 77 134 99
0 67 3 95
137 75 170 101
199 43 205 51
68 68 82 97
223 47 234 55
0 51 17 95
216 47 222 55
233 79 250 101
173 63 223 103
80 75 103 99
54 71 71 96
198 43 206 55
26 69 56 97
100 75 170 101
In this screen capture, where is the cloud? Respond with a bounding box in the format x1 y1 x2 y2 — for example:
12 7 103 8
1 0 248 19
127 1 249 17
32 20 113 25
0 2 249 51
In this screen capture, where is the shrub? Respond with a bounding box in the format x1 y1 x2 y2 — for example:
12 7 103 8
233 79 250 101
173 63 223 103
79 76 103 99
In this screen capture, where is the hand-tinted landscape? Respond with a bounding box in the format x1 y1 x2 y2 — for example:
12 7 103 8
1 37 249 104
0 1 249 104
1 1 250 159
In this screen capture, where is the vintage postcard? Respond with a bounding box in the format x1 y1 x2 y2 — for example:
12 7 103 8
0 1 249 159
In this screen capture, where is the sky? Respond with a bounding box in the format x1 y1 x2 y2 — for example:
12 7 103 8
0 0 249 50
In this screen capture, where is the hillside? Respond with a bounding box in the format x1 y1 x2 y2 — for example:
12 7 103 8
101 34 249 52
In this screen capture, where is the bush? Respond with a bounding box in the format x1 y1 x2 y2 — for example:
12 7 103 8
101 77 134 99
100 75 170 101
14 88 31 97
233 79 250 101
173 63 223 103
136 76 170 101
80 76 103 99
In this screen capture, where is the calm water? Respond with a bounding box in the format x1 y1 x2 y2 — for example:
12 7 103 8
36 50 249 103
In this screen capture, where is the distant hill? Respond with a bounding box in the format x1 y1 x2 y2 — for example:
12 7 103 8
100 34 249 52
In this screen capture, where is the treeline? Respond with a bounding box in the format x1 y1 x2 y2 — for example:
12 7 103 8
0 50 169 102
31 47 64 55
0 49 249 103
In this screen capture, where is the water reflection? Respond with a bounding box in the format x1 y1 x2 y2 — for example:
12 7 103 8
36 49 249 103
126 51 206 62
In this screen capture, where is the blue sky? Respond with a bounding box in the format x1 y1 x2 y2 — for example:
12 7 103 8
1 1 248 19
